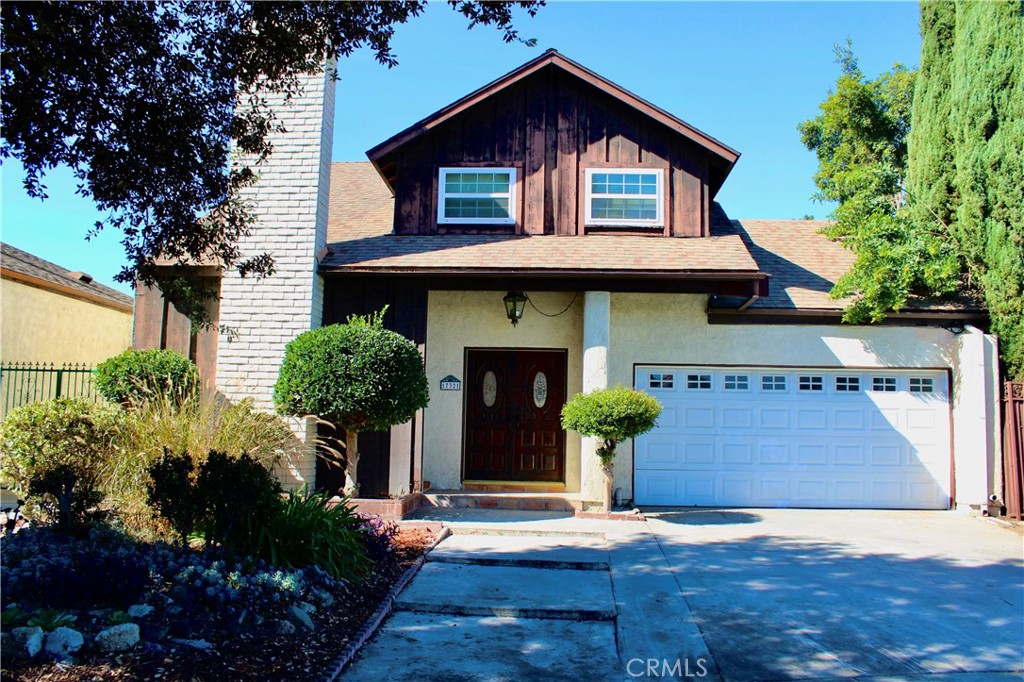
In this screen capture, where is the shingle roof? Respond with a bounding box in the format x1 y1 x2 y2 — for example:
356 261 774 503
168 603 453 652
0 242 133 311
322 163 758 276
712 215 981 312
322 163 979 314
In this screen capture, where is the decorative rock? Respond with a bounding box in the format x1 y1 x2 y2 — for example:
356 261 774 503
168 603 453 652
127 604 154 619
95 623 140 652
171 638 213 651
312 588 335 607
275 619 296 635
10 626 44 659
297 601 316 614
43 627 84 659
287 605 315 632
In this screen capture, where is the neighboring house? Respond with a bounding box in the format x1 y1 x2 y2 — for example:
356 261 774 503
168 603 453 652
134 50 1002 512
1 242 133 366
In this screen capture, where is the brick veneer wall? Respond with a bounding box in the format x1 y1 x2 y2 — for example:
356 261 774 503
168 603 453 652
216 66 336 488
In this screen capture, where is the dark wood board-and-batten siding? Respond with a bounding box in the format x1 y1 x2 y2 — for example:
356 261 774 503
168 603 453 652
391 65 712 237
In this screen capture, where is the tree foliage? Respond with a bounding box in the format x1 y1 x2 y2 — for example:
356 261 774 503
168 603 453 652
799 43 962 323
274 309 429 495
561 386 662 467
1 1 542 322
941 0 1024 378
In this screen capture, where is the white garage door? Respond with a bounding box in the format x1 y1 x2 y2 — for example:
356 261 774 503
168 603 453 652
633 366 952 509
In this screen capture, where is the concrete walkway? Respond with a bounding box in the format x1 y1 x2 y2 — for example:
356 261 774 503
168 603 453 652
341 509 1024 682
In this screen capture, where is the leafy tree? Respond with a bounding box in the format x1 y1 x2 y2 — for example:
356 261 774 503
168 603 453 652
1 1 542 322
274 310 429 496
561 386 661 511
799 43 963 324
942 1 1023 378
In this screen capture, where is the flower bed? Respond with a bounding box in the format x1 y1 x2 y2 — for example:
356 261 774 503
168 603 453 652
1 526 434 682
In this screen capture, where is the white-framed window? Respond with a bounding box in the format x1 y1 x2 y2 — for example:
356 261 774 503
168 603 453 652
835 376 860 392
649 373 674 390
762 375 787 391
584 168 664 227
686 374 712 390
798 376 823 392
437 167 517 225
872 377 897 392
909 377 934 394
724 374 749 391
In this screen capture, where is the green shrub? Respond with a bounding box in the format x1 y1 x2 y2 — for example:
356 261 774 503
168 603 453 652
0 398 122 532
95 348 199 406
147 450 283 554
111 392 300 537
147 452 201 546
196 451 282 553
257 491 371 581
274 309 429 495
561 386 662 467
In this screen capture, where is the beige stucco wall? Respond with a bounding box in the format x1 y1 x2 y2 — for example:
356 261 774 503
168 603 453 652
608 293 999 509
417 290 1000 510
423 290 584 491
1 278 132 365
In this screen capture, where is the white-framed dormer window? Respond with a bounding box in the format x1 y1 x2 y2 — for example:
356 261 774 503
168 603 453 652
584 168 664 227
437 167 517 225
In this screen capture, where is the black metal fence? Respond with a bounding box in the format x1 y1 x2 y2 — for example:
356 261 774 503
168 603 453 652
0 362 101 418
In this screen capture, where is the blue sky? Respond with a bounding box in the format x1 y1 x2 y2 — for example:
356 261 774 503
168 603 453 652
1 1 922 295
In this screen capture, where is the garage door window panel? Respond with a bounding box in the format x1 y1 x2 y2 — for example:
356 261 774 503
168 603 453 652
872 377 897 392
649 373 674 390
686 374 712 390
799 376 823 392
836 376 860 392
909 377 934 394
761 375 787 392
724 374 750 391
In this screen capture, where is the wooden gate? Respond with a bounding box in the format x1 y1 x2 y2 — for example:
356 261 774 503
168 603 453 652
1004 381 1024 520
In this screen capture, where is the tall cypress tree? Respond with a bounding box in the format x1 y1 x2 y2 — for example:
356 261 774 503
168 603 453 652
907 1 957 234
948 0 1024 378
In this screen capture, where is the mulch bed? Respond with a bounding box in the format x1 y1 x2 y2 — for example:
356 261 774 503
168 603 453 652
2 528 435 682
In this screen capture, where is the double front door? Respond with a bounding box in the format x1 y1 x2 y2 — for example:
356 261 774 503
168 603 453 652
463 349 566 483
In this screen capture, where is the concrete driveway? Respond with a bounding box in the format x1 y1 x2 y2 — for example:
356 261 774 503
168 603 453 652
645 509 1024 682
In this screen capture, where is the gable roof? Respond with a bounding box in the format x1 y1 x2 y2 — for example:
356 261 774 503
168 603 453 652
323 163 984 321
366 49 739 182
1 242 133 312
322 163 758 279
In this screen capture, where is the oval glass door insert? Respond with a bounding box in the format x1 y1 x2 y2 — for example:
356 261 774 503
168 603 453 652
533 372 548 408
482 371 498 407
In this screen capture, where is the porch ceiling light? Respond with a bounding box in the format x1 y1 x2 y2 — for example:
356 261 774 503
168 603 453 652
503 291 528 326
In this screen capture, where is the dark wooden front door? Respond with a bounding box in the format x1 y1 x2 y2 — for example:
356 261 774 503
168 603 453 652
464 349 566 482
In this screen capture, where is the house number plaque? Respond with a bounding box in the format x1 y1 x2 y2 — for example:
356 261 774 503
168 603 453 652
440 375 462 391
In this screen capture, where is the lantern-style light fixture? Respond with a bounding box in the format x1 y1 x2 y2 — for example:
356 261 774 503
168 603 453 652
503 291 528 326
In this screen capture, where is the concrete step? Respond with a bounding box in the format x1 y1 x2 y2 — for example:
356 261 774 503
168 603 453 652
429 532 610 570
422 491 583 512
340 613 621 682
394 561 616 621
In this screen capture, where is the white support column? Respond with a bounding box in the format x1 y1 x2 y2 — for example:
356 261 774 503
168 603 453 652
215 65 336 489
951 325 1001 511
581 291 610 503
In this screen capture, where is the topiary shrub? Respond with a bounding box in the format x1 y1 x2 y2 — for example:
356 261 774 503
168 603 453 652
561 386 662 511
274 309 429 496
0 398 122 532
95 348 199 407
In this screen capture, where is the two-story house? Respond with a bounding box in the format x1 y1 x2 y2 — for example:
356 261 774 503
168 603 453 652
134 50 1002 513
